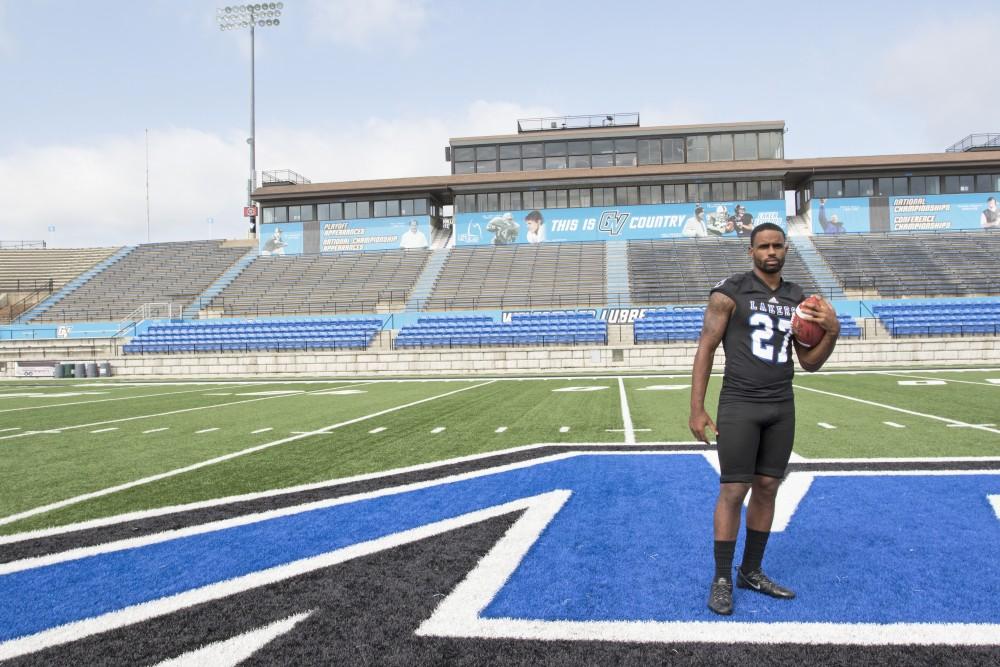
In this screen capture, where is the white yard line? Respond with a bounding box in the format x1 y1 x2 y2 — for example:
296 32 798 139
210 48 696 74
431 426 446 434
89 428 119 434
250 428 273 434
143 428 169 434
794 384 1000 435
0 383 273 415
559 426 570 433
369 427 386 434
878 371 1000 388
0 380 495 528
617 378 636 445
152 611 314 667
195 428 219 434
817 422 836 429
883 421 906 428
495 426 507 433
0 427 20 432
0 382 370 444
3 442 987 546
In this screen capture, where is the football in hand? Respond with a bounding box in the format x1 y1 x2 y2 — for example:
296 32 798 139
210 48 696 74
791 296 825 348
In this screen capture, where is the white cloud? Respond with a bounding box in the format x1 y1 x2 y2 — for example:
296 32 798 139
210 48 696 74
872 15 1000 148
0 129 250 248
0 100 557 248
305 0 427 49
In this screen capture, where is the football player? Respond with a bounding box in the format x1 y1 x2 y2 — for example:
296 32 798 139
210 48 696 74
688 222 840 615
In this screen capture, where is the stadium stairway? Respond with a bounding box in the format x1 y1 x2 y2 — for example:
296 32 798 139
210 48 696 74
182 246 259 319
605 240 630 305
787 235 846 300
405 246 452 310
15 245 136 324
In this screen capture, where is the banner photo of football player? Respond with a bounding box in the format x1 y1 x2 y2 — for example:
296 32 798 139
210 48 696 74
454 201 786 246
808 198 870 234
889 192 1000 231
258 222 304 255
319 215 432 253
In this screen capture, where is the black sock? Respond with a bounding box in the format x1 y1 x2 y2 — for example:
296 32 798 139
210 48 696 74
714 540 736 580
740 529 770 573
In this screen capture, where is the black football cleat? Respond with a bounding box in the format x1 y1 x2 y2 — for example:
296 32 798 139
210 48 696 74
707 576 733 615
736 567 796 599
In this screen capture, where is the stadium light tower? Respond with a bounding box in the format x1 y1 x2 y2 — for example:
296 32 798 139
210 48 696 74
217 3 283 238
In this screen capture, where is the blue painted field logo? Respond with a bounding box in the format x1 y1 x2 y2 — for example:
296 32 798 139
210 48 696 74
0 452 997 660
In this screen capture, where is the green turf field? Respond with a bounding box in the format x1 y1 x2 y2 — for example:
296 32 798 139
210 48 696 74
1 369 998 535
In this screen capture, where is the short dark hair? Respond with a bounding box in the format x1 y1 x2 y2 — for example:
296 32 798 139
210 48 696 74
526 210 544 224
750 222 786 246
989 197 997 204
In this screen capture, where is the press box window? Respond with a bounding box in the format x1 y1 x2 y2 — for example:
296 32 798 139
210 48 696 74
709 134 734 161
521 143 543 158
288 205 314 222
733 134 758 161
663 184 686 203
545 190 568 208
639 185 662 204
662 138 685 163
736 181 759 200
686 135 709 163
637 139 662 165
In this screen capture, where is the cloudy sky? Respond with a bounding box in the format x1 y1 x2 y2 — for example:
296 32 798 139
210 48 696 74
0 0 997 247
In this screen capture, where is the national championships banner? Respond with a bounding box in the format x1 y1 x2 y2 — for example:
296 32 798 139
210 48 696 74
454 201 786 246
320 215 432 252
810 192 1000 234
259 216 433 254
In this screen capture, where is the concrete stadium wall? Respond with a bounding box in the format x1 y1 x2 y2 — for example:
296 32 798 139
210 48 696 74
3 336 992 378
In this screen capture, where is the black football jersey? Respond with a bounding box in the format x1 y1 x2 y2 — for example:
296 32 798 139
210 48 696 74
710 271 806 402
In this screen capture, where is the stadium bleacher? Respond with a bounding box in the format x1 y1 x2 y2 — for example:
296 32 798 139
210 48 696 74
633 307 862 344
812 232 1000 298
394 311 607 348
123 317 382 354
627 237 824 305
0 247 119 293
30 241 246 323
423 242 606 310
870 300 1000 337
210 249 430 317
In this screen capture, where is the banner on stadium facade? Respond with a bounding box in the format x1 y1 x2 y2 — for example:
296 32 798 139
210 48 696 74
258 222 304 255
454 200 786 246
810 192 1000 234
320 215 432 253
259 216 433 255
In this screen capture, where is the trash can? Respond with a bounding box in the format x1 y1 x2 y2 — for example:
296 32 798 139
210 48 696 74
61 363 74 378
53 363 65 379
86 362 98 378
74 363 86 379
99 362 112 377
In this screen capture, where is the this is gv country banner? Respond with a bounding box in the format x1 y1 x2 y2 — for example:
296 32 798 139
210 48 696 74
454 201 787 246
812 192 1000 234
